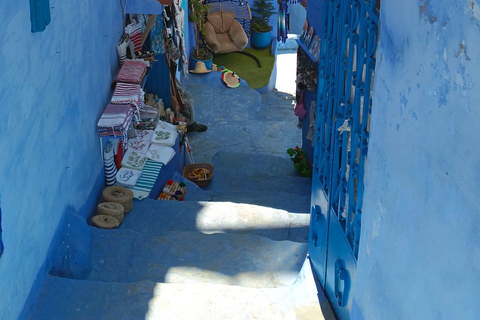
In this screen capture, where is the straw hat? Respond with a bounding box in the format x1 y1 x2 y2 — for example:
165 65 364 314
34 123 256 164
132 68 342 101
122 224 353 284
189 61 211 74
221 71 240 88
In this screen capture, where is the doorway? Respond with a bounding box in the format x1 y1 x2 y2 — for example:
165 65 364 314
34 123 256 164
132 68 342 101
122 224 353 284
309 1 381 319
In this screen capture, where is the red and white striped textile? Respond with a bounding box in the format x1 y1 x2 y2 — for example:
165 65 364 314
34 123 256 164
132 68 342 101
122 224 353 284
111 83 144 117
125 22 143 52
116 60 147 84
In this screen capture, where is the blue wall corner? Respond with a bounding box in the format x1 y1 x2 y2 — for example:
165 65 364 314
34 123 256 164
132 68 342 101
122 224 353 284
0 195 3 259
48 206 93 279
30 0 51 33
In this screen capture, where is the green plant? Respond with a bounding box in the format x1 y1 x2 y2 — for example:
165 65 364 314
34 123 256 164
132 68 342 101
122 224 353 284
189 0 210 59
287 146 312 177
251 0 276 32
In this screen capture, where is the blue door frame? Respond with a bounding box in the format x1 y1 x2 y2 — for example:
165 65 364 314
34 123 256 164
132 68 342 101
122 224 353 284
308 1 379 319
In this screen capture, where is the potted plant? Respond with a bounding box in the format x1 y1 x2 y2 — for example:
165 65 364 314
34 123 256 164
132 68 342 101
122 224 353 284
189 0 213 70
251 0 276 49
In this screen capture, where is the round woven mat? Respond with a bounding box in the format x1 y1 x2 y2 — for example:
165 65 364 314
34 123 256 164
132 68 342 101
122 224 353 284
121 200 133 213
97 202 125 224
103 186 134 202
92 215 120 229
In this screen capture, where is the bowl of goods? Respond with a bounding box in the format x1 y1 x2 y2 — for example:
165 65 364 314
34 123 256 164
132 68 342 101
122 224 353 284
182 163 214 187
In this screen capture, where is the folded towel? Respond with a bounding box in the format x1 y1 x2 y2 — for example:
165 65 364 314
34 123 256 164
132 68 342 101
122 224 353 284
97 104 132 128
147 144 176 165
121 149 148 170
151 120 178 147
111 83 143 108
116 167 142 187
128 130 153 154
116 60 147 84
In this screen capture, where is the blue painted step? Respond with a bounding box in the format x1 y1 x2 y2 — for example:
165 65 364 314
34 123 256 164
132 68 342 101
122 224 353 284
26 260 326 320
120 199 310 243
86 228 308 287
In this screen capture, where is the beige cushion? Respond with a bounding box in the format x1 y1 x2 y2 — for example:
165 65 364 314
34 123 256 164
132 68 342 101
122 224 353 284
204 12 248 53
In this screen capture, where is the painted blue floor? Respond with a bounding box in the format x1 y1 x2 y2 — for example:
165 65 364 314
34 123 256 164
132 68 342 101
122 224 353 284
23 70 334 319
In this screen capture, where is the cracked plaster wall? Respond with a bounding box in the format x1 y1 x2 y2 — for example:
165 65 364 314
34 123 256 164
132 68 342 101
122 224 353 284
352 0 480 319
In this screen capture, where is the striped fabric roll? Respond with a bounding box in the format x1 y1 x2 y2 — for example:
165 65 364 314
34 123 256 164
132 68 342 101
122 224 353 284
104 140 118 186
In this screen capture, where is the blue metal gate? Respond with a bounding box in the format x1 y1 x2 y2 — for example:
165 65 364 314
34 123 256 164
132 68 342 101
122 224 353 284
308 1 379 319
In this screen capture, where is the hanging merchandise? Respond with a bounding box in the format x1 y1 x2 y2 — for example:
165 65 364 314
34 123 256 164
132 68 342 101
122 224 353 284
296 46 318 91
277 0 302 43
306 99 316 143
164 1 188 76
150 15 166 53
277 0 288 43
125 21 143 52
294 90 307 120
116 34 136 65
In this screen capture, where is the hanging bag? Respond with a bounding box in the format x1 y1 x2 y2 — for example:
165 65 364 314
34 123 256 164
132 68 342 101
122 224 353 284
294 91 308 120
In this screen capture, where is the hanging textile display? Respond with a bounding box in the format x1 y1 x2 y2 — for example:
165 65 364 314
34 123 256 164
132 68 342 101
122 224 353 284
277 0 304 43
165 0 188 76
277 0 288 43
150 15 166 53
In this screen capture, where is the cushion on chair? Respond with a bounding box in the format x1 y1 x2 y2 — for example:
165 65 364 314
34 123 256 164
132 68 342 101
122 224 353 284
204 12 248 54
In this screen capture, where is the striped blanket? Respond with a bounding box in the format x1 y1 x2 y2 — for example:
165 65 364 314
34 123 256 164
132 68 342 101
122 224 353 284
128 160 163 200
111 83 144 117
97 104 133 137
116 60 147 84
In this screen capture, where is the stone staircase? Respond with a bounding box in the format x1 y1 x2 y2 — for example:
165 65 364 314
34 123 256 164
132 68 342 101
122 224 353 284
24 151 327 319
24 72 334 319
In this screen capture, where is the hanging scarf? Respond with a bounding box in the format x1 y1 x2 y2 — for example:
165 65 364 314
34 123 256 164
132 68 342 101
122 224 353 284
277 0 289 43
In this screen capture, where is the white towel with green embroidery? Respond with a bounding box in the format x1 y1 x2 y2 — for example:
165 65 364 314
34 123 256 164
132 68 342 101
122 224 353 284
147 144 176 165
151 120 178 146
121 149 148 170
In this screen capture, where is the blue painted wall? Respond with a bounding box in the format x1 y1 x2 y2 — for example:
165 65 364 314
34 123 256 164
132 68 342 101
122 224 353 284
352 0 480 318
0 1 123 318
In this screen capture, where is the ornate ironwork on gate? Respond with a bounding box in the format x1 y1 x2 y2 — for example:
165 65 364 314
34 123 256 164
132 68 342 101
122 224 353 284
314 0 379 259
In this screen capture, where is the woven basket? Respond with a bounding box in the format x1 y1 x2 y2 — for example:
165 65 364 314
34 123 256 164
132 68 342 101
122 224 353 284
183 163 214 187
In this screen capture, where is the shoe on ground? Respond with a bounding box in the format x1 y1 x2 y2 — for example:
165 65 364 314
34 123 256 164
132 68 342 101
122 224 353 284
187 122 208 133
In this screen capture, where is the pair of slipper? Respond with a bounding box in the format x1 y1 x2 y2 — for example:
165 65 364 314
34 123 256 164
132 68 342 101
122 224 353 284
187 122 208 132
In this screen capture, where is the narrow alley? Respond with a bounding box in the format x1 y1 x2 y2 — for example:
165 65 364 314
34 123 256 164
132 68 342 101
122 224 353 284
25 50 334 319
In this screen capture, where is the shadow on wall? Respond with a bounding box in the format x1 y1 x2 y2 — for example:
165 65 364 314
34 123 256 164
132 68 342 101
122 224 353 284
0 195 3 258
